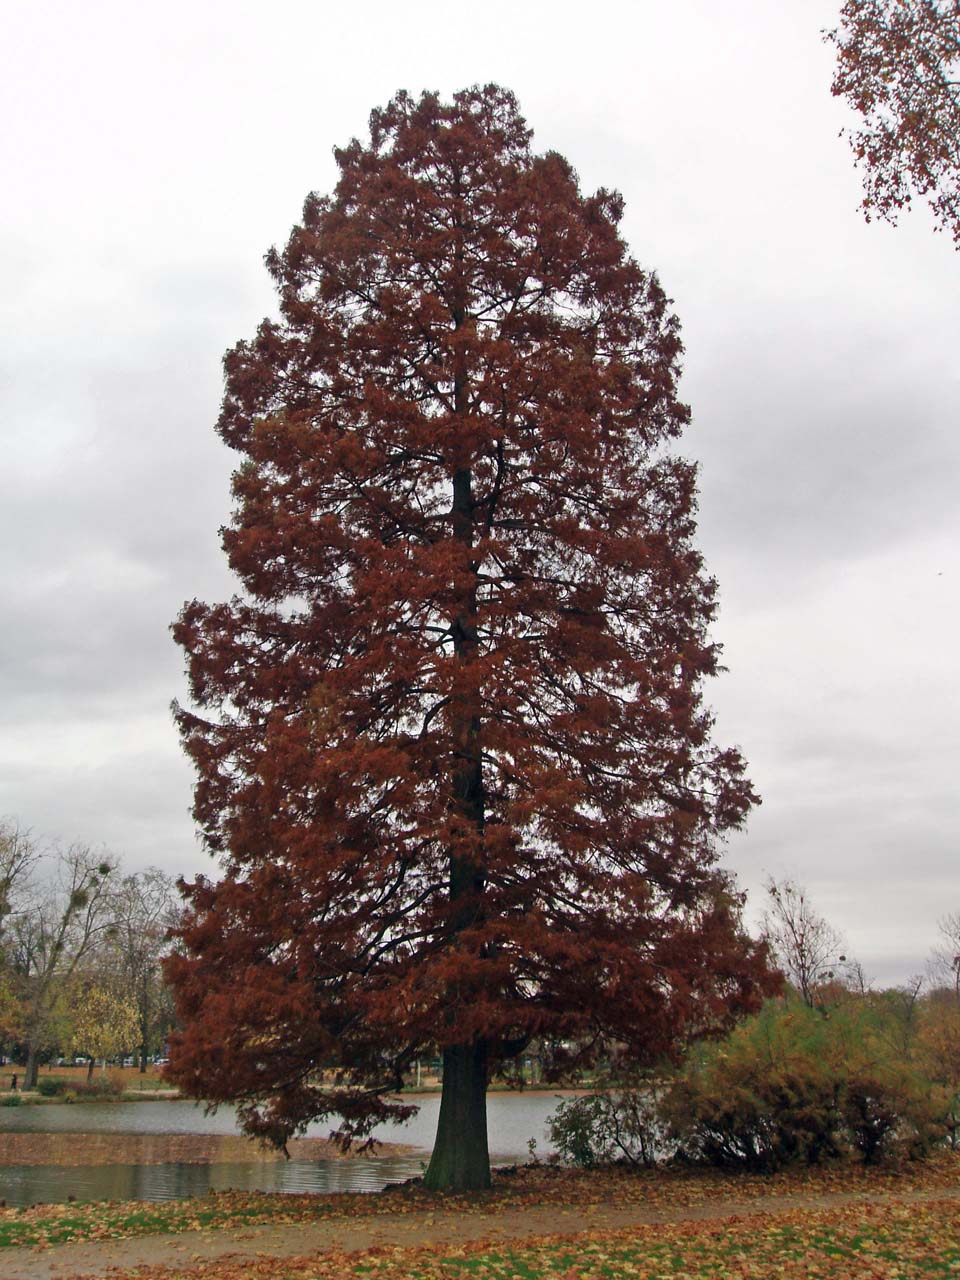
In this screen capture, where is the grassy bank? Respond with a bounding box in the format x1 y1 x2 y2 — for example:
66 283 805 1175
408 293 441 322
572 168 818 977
2 1152 959 1249
0 1063 179 1105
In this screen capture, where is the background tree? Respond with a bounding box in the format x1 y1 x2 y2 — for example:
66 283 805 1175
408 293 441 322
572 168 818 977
0 820 38 1059
0 820 39 945
762 877 850 1008
105 869 179 1071
0 967 24 1050
8 846 115 1088
929 909 960 1000
827 0 960 244
67 980 139 1080
168 85 776 1190
869 975 925 1058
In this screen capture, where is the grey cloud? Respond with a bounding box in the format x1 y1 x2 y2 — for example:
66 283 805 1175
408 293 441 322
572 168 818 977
0 743 202 880
687 313 960 578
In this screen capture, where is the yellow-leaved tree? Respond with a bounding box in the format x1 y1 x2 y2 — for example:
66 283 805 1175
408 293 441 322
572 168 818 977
69 983 139 1081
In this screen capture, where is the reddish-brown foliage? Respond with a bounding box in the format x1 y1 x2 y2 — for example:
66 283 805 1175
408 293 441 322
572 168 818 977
827 0 960 244
167 85 776 1187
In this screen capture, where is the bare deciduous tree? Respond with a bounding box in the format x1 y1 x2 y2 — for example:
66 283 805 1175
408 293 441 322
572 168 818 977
103 869 180 1071
762 877 850 1007
930 910 960 1001
0 819 40 948
8 845 116 1088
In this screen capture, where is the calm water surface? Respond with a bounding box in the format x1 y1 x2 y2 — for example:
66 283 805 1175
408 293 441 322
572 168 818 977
0 1094 563 1206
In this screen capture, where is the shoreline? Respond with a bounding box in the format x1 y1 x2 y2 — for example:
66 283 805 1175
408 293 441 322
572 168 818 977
1 1084 591 1106
0 1130 419 1167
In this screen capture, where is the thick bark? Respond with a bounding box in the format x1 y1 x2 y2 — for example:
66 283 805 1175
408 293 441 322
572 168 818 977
24 1044 38 1091
422 1040 490 1189
425 449 493 1190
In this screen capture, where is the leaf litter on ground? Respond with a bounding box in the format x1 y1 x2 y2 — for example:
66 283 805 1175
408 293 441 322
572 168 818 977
2 1150 960 1262
38 1195 960 1280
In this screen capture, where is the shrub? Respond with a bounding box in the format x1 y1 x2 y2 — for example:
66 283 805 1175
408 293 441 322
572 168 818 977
841 1070 947 1163
68 1076 122 1099
662 1001 844 1170
548 997 953 1174
915 998 960 1150
664 997 951 1170
36 1076 70 1097
547 1088 667 1168
1 1093 21 1107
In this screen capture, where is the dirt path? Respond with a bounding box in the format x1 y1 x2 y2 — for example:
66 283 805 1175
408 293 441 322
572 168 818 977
4 1184 960 1280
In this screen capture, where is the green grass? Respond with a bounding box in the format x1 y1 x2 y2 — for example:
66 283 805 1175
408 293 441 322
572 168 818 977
352 1204 960 1279
0 1194 320 1248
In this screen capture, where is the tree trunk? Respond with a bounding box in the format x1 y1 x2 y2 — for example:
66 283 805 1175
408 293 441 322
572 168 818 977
422 1041 490 1190
87 1058 95 1083
24 1044 38 1091
426 436 492 1191
426 281 493 1191
139 978 150 1072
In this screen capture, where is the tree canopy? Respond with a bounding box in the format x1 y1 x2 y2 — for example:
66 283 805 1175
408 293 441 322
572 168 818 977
167 85 776 1190
827 0 960 244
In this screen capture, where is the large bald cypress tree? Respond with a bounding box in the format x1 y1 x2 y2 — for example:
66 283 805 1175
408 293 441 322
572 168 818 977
167 85 774 1190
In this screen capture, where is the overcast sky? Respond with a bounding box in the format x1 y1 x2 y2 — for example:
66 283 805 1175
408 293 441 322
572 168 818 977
2 0 956 986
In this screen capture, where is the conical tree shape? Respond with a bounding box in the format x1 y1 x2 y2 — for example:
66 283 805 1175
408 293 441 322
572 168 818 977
166 85 777 1190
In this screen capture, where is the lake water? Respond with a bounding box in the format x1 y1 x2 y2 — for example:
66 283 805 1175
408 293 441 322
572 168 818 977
0 1093 565 1206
